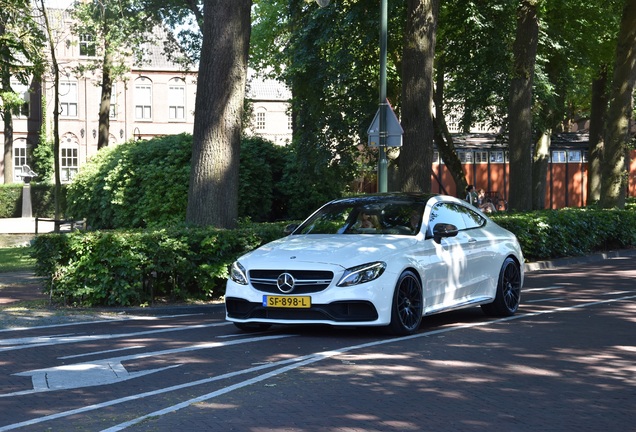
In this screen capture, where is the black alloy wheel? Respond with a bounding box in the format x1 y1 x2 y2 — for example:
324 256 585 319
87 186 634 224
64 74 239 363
388 270 423 335
481 257 521 316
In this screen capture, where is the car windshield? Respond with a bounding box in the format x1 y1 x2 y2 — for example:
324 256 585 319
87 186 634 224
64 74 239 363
294 200 426 235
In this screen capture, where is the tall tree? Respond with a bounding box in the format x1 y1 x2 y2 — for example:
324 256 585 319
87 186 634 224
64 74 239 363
433 0 517 197
599 0 636 209
507 0 539 211
38 1 63 219
71 0 157 150
399 0 438 193
186 0 251 228
0 0 45 184
251 0 400 213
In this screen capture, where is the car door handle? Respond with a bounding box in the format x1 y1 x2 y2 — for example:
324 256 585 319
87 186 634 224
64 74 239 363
467 237 477 243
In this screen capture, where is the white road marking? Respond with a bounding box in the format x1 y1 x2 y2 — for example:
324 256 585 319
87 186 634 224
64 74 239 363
0 334 293 398
59 345 145 360
1 295 634 432
0 313 208 333
525 297 566 303
0 321 231 352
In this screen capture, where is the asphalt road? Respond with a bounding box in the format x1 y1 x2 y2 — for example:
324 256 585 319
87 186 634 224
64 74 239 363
0 255 635 432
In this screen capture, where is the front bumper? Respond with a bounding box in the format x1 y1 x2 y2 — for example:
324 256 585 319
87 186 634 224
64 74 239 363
224 277 395 327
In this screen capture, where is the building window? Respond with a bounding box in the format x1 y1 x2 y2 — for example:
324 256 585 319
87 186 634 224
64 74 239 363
458 151 473 164
79 34 96 57
474 151 488 163
552 151 566 163
255 111 266 130
10 82 30 117
13 140 27 182
168 79 186 120
568 150 582 163
135 78 152 120
60 81 78 117
61 146 79 182
287 112 293 130
490 151 505 163
109 84 117 118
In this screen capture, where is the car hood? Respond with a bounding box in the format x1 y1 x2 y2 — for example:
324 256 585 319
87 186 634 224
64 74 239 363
238 234 418 269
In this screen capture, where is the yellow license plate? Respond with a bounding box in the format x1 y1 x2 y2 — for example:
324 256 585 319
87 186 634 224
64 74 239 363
263 295 311 308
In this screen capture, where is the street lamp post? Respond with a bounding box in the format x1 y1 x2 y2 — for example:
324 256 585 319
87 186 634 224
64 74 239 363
378 0 388 193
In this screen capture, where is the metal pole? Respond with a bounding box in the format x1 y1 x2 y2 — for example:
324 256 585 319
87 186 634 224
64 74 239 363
378 0 388 193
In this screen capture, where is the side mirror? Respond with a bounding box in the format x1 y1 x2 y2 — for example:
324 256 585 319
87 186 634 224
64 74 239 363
284 223 299 236
432 223 458 243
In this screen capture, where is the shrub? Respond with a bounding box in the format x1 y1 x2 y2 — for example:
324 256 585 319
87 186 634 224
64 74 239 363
65 134 299 229
0 183 65 218
0 185 22 218
30 221 290 307
66 134 192 229
491 207 636 261
238 136 290 221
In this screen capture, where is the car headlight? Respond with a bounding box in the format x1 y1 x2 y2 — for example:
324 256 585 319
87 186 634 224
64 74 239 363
337 261 386 287
230 261 248 285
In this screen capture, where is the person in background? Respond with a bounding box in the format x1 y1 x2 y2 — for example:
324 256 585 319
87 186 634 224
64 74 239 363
465 184 479 207
478 188 497 213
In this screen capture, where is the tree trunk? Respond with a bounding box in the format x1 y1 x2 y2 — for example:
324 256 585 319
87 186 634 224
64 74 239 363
507 0 538 211
2 108 13 184
1 22 13 183
98 48 113 150
40 1 62 220
433 58 467 198
587 66 608 205
399 0 439 193
186 0 251 228
532 131 549 209
599 0 636 209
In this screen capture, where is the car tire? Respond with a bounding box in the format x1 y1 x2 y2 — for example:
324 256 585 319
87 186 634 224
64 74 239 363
481 257 521 317
234 322 272 332
387 270 423 335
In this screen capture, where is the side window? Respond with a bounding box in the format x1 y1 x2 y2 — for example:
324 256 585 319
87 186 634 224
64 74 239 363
428 202 467 234
461 206 486 229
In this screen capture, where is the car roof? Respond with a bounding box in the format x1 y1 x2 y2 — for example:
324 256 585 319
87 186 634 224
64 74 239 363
327 193 440 206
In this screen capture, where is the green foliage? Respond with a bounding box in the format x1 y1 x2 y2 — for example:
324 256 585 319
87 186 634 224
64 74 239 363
30 222 289 307
0 0 46 86
0 183 65 218
66 134 302 228
66 134 192 229
491 208 636 261
0 185 22 218
238 136 289 221
31 139 54 184
251 0 390 197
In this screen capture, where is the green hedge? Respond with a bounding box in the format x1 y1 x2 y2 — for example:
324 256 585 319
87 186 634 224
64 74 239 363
30 222 290 307
0 183 65 218
29 206 636 308
491 207 636 261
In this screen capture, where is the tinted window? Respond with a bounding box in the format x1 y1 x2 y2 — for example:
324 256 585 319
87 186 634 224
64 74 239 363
462 206 486 229
429 202 467 231
428 202 486 233
294 200 426 235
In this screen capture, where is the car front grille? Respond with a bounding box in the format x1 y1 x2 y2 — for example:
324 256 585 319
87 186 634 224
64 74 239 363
249 269 334 294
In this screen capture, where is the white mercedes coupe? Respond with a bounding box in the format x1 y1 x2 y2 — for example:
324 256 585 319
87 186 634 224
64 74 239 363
225 193 524 335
